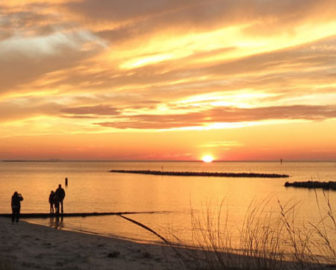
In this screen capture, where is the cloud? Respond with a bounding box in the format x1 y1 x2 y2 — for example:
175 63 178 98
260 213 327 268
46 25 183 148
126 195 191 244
0 98 122 123
1 1 336 135
0 3 107 94
0 31 105 93
199 141 242 148
1 31 96 55
29 34 336 105
4 0 334 104
0 46 86 94
66 0 199 23
66 0 336 44
0 99 61 122
61 105 119 116
96 105 336 130
0 3 68 41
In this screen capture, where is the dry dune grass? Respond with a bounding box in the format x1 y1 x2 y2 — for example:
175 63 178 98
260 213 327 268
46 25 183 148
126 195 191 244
172 193 336 270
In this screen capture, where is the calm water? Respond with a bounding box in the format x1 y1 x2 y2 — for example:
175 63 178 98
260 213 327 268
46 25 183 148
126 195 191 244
1 161 336 246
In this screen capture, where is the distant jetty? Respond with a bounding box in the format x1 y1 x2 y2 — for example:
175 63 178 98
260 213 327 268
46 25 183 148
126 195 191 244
110 170 289 178
284 181 336 190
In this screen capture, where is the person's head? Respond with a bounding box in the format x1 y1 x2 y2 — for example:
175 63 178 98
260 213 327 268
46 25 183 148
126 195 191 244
50 190 54 194
13 191 18 196
58 184 62 188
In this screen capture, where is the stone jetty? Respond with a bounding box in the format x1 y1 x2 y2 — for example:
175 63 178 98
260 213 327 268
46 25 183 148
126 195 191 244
284 181 336 190
111 170 289 178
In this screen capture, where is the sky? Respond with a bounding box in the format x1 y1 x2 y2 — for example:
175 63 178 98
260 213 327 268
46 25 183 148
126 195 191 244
0 0 336 161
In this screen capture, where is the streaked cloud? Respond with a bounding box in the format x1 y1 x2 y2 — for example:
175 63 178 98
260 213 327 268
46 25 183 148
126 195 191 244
61 105 119 116
96 105 336 130
199 141 242 149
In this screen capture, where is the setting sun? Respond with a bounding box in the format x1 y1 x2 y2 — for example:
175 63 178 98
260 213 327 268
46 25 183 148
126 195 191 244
202 155 214 163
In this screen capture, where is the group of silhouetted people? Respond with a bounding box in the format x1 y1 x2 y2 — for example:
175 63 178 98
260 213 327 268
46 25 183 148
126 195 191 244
49 184 66 214
11 182 67 223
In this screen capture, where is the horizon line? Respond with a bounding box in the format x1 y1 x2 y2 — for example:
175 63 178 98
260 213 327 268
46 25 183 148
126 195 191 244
1 159 335 163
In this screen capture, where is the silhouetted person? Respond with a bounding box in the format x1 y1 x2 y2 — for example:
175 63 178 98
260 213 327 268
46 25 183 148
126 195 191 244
54 193 60 215
55 184 65 214
11 192 23 223
65 177 68 187
49 190 55 214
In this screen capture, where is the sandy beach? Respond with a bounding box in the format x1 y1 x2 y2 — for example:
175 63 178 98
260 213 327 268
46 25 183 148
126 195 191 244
2 216 336 270
0 217 183 270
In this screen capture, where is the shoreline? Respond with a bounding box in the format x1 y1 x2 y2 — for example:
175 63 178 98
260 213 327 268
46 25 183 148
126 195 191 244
0 217 182 270
0 210 169 219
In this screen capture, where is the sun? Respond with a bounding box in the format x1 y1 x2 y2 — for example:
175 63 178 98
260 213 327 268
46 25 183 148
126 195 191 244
202 155 214 163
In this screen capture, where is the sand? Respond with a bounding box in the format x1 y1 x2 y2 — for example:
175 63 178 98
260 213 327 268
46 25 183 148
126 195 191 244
0 217 183 270
2 217 336 270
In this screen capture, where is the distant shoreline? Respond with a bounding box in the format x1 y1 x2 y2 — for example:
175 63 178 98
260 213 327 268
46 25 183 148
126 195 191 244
110 170 290 178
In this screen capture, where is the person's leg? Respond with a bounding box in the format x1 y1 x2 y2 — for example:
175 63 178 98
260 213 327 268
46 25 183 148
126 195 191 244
11 208 15 223
60 200 63 213
15 208 20 222
55 202 59 214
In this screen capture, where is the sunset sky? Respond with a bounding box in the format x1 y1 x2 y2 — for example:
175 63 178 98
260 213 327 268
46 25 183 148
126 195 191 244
1 0 336 161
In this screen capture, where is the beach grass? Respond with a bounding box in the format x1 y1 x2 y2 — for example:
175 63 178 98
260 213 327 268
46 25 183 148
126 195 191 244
170 193 336 270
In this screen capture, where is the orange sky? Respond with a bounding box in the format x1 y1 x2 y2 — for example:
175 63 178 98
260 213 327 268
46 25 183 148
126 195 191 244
1 0 336 161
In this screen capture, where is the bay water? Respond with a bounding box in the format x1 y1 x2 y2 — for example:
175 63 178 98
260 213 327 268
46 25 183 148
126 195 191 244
1 161 336 247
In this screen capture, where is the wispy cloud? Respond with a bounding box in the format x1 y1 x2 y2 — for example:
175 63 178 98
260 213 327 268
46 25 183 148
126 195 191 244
96 105 336 130
199 141 242 148
61 105 119 116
